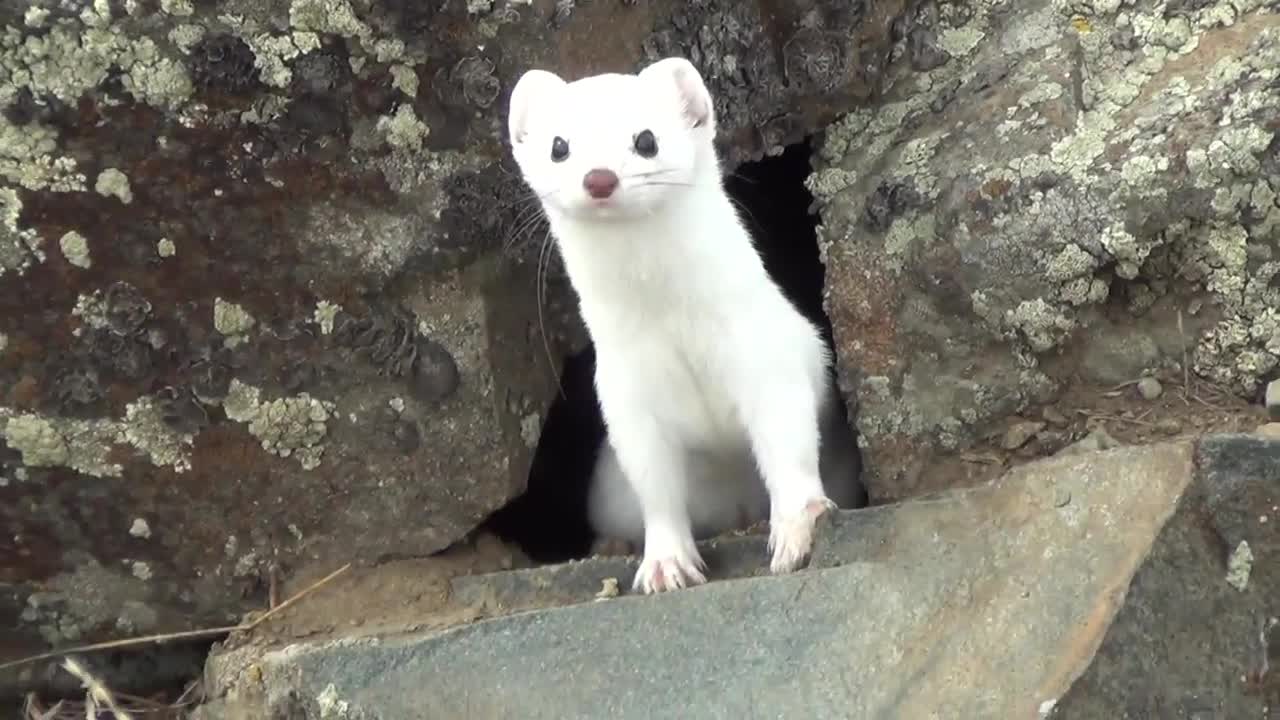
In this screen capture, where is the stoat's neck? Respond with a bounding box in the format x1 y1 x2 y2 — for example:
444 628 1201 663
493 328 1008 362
548 178 771 327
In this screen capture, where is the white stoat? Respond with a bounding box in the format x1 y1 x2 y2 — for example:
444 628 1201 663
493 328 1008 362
507 57 861 594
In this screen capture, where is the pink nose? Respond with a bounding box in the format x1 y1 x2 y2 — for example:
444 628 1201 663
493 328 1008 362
583 169 619 199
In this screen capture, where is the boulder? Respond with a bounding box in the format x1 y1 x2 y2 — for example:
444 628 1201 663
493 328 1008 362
811 0 1280 499
191 434 1278 719
0 0 909 678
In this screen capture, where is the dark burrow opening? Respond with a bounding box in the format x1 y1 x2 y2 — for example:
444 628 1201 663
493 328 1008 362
484 139 863 565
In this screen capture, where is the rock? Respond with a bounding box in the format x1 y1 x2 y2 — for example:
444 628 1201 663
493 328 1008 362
1001 419 1046 450
1058 427 1122 456
1042 406 1070 427
1267 379 1280 420
0 0 920 694
813 0 1280 500
1081 328 1164 388
1155 418 1183 435
1051 435 1279 717
1136 377 1163 401
193 435 1278 718
1257 423 1280 440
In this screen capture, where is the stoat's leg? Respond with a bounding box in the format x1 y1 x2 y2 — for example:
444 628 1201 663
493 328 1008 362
595 366 705 594
741 373 835 574
612 429 705 593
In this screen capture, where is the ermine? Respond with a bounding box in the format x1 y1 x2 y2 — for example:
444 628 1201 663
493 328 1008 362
507 57 863 594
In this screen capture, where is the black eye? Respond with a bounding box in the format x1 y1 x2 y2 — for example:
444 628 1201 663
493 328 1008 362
633 130 658 158
551 136 569 162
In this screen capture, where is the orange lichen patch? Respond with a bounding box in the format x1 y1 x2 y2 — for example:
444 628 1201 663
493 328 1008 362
982 177 1013 198
826 255 904 378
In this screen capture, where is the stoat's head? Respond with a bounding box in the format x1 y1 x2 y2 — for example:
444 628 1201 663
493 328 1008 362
507 57 718 223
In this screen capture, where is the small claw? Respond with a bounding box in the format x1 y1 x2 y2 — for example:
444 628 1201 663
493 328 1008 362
768 497 836 574
632 552 707 594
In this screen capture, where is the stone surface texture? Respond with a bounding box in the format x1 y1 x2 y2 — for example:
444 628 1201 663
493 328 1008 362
0 0 909 670
812 0 1280 499
193 435 1279 719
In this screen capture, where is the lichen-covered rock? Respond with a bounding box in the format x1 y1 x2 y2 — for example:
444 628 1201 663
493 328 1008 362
0 0 913 692
813 0 1280 499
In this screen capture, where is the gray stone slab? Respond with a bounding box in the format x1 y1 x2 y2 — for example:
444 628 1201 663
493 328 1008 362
202 440 1273 719
1049 434 1280 719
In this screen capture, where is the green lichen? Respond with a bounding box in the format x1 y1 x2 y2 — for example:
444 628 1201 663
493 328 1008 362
122 396 194 472
0 119 86 192
72 290 110 331
389 64 418 97
160 0 194 16
938 25 984 57
0 410 123 477
378 104 430 151
1225 540 1253 591
95 168 133 204
222 379 335 470
0 10 194 110
883 213 935 272
804 167 858 200
314 300 342 335
0 391 201 477
1044 243 1097 282
237 29 321 88
372 38 406 63
1098 223 1151 280
23 7 49 28
22 560 158 644
2 414 68 467
1004 298 1075 354
289 0 375 49
59 230 91 269
316 684 352 719
213 297 256 344
168 24 205 54
0 187 43 276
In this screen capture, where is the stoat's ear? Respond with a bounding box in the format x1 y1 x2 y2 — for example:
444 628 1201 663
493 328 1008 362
508 69 565 145
640 57 714 132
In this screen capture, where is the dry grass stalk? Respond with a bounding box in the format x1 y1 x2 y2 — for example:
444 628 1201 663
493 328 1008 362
12 563 350 718
60 657 133 720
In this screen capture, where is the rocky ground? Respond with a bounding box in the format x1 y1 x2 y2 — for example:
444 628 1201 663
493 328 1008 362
190 432 1279 719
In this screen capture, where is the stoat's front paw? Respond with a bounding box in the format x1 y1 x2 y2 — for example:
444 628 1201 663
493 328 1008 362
768 496 837 574
632 545 707 594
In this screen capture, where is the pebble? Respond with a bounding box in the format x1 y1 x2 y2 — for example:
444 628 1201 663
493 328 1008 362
1001 420 1046 450
1137 377 1163 401
1257 423 1280 440
1042 407 1070 427
1155 418 1182 435
1057 427 1121 456
1266 379 1280 420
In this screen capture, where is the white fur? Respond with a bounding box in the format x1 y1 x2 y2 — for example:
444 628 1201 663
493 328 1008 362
508 57 837 593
